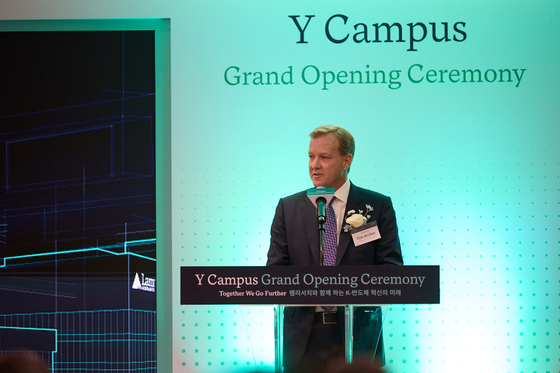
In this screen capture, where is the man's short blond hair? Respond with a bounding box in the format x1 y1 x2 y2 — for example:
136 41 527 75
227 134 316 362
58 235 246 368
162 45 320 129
309 125 355 157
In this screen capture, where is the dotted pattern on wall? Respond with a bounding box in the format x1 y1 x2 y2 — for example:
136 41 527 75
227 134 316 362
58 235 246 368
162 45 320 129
172 130 559 372
170 5 560 368
177 306 275 372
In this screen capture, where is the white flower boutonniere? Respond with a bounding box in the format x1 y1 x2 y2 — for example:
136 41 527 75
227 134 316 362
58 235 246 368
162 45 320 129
343 204 373 232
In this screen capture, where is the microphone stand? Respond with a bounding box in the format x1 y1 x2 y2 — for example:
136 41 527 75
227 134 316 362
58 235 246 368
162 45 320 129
318 219 325 266
318 211 326 266
310 191 329 266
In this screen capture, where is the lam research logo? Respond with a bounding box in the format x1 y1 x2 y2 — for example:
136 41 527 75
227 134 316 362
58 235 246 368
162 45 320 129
132 273 156 292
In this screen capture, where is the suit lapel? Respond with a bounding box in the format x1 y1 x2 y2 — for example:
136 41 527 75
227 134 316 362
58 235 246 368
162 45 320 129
300 193 321 265
336 183 363 265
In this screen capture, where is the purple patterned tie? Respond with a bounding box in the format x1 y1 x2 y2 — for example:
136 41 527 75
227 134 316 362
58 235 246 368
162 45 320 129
322 199 337 313
323 199 337 266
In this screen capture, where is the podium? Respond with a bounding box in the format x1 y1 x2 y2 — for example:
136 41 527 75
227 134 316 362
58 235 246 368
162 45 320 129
182 265 439 372
273 303 384 372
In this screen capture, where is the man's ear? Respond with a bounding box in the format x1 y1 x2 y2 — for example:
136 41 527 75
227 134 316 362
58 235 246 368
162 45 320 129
343 154 353 171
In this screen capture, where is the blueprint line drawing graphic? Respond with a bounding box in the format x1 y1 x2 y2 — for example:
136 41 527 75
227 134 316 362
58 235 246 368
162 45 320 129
0 30 157 372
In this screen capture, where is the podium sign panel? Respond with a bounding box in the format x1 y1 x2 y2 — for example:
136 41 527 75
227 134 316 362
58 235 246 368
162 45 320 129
181 265 439 305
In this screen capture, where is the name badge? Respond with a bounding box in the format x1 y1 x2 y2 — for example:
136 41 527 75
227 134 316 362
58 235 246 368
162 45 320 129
351 221 381 247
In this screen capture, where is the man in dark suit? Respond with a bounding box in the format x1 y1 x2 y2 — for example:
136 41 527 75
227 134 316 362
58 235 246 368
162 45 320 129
267 125 403 372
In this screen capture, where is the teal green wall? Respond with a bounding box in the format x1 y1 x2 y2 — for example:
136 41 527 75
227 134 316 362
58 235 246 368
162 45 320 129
170 1 559 372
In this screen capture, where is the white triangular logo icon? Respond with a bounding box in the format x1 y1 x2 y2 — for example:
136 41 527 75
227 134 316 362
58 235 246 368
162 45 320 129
132 273 142 289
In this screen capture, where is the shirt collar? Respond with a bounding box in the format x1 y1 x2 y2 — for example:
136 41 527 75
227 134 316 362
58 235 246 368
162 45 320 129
334 178 350 204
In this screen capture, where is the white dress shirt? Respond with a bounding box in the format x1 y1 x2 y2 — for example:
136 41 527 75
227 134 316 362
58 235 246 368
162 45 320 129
330 178 351 245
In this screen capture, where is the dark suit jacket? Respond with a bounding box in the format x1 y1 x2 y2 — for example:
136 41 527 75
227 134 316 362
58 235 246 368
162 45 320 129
266 183 403 368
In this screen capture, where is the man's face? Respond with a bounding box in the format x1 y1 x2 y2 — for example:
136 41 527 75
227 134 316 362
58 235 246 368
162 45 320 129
308 133 352 190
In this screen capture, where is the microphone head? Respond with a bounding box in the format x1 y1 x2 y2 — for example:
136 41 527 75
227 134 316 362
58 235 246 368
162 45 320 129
306 187 335 207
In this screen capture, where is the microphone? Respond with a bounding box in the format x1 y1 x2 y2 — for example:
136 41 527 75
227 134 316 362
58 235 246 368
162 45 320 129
306 187 335 225
316 197 327 225
307 186 335 266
